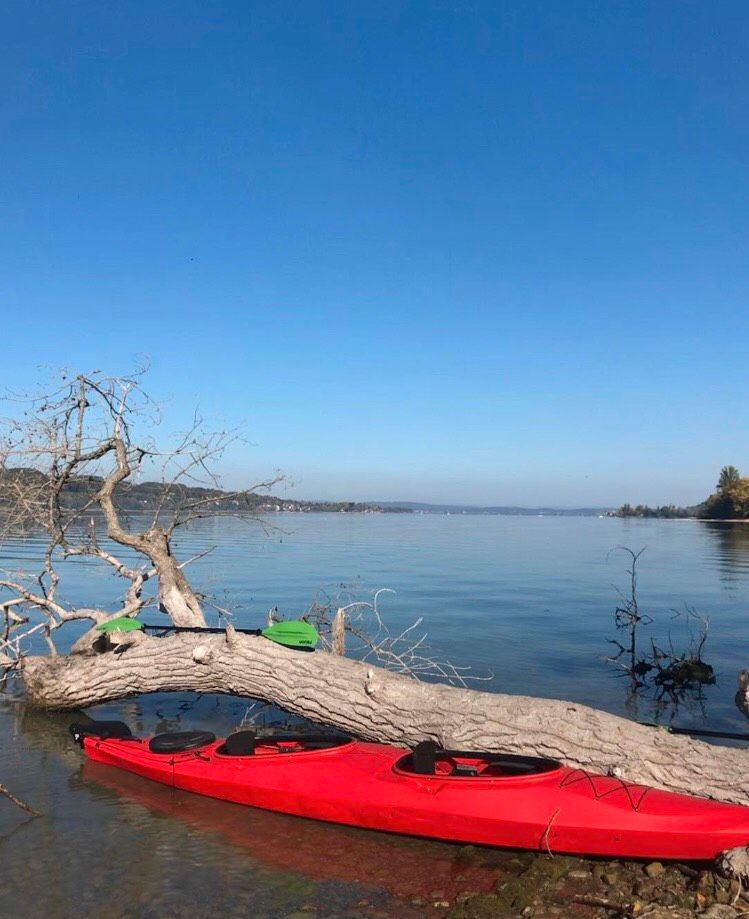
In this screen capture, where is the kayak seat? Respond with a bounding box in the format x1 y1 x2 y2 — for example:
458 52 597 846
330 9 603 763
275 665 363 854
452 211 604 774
451 763 479 777
440 752 560 777
480 754 560 776
262 733 351 750
222 730 258 756
149 731 216 754
216 732 353 756
401 744 561 778
69 720 133 742
297 736 351 749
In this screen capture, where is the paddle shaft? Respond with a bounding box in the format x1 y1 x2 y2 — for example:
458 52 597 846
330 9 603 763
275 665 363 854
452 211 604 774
139 619 318 651
643 723 749 742
141 623 263 636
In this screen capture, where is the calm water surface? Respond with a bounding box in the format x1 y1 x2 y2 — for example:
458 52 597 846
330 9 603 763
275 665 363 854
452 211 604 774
2 514 748 916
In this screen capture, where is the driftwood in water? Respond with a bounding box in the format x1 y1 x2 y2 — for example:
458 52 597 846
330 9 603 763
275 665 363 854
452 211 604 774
20 630 749 809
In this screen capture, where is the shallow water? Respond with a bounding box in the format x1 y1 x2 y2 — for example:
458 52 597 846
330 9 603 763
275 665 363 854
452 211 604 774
1 514 749 916
0 691 519 918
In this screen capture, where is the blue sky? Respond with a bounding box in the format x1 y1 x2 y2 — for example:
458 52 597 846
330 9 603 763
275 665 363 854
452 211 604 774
2 1 748 506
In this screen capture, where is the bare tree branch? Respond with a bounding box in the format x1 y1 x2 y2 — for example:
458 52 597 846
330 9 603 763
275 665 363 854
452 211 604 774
304 585 487 687
0 368 286 667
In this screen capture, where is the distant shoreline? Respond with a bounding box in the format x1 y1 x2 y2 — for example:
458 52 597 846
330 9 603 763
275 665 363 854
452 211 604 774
612 515 749 524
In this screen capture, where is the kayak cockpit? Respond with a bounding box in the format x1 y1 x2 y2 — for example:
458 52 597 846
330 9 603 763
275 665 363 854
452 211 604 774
214 730 354 757
394 741 561 779
70 720 355 758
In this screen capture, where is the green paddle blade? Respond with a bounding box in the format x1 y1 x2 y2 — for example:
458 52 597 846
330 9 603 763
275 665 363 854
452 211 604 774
261 620 318 650
96 617 144 633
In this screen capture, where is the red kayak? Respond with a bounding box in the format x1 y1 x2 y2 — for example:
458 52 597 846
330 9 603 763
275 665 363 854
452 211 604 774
72 721 749 861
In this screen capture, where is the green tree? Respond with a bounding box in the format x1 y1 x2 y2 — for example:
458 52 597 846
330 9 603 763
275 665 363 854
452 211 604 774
717 465 741 493
701 466 749 519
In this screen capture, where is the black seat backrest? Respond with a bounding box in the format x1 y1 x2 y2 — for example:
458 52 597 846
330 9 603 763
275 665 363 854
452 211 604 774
224 730 257 756
148 731 216 754
412 740 440 775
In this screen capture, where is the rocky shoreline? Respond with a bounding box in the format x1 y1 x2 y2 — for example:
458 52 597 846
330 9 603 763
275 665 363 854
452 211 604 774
276 850 746 918
426 853 743 919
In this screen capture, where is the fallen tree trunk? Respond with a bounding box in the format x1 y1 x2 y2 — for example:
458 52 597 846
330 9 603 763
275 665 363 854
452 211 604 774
20 631 749 808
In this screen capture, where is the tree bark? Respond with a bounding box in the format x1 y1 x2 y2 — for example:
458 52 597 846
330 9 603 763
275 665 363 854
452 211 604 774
20 635 749 808
141 530 205 626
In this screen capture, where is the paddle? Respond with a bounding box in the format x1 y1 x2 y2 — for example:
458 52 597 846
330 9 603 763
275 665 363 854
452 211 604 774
641 723 749 743
96 617 144 633
96 617 319 651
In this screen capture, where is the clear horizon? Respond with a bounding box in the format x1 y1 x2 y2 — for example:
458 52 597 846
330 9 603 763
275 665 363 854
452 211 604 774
3 2 747 508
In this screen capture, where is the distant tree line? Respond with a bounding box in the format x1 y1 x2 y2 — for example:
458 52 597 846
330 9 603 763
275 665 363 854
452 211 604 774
616 504 693 519
0 468 411 516
615 466 749 520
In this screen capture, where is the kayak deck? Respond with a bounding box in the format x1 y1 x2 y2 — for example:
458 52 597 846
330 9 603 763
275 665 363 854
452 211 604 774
76 727 749 861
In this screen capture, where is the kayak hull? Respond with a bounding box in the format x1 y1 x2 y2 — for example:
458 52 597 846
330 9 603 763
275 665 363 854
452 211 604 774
81 736 749 861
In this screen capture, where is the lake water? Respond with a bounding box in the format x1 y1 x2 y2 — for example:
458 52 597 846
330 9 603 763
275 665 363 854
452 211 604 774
2 514 749 916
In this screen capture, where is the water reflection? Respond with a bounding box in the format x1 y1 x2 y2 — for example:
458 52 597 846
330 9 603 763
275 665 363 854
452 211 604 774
621 677 711 729
81 761 509 902
701 522 749 586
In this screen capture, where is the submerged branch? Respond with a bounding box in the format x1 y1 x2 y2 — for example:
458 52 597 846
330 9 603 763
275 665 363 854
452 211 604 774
0 782 42 817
